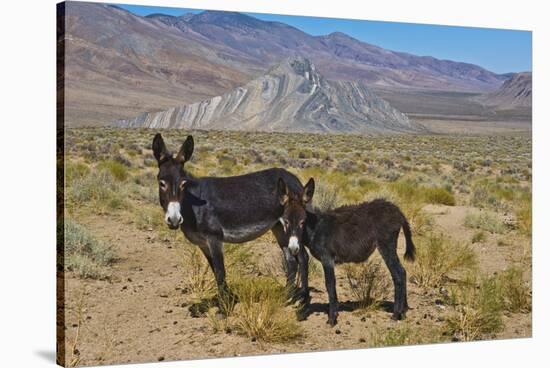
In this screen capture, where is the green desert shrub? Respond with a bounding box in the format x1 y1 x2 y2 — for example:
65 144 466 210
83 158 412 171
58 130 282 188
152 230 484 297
464 212 506 234
369 323 440 347
471 230 487 244
64 219 114 279
98 160 129 181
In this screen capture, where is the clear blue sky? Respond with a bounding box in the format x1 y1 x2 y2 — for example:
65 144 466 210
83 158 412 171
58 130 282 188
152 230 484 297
116 3 532 74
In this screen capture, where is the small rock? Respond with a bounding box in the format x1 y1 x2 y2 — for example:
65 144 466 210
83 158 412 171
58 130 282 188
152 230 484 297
451 337 460 342
251 336 257 342
127 278 132 282
359 338 366 343
435 299 444 305
121 286 127 290
165 309 173 314
335 329 341 335
158 356 164 361
360 317 366 322
345 321 351 326
173 321 178 325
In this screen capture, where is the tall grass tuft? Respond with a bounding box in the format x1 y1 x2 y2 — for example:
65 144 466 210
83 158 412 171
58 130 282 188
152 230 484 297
409 233 478 288
498 266 531 313
98 160 129 182
231 276 302 342
343 259 390 310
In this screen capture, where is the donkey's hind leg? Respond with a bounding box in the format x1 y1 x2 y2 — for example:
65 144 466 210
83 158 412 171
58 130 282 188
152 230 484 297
378 233 408 320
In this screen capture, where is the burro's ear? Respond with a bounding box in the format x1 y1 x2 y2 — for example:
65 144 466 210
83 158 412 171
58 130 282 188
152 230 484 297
176 135 194 163
303 177 315 203
278 178 289 206
152 133 170 163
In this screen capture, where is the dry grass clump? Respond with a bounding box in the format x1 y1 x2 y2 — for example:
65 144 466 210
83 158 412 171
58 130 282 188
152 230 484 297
208 276 302 343
343 259 390 311
409 233 478 288
422 186 456 206
312 181 342 211
232 276 302 342
516 199 532 236
446 274 504 341
498 266 531 313
178 243 215 299
64 219 114 279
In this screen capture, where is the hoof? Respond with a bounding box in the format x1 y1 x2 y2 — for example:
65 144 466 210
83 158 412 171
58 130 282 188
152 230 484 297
391 311 406 321
296 307 308 321
327 312 338 326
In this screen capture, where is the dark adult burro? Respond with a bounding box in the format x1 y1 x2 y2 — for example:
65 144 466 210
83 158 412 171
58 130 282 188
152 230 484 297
278 178 416 326
152 133 308 301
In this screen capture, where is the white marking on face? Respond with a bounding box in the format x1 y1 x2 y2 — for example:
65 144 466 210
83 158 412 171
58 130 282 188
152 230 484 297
165 201 183 227
288 236 300 255
279 217 287 231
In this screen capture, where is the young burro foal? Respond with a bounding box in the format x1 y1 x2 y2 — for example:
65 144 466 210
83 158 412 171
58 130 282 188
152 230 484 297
278 178 416 326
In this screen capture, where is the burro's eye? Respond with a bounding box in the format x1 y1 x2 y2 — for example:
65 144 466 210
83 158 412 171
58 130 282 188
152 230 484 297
284 219 290 228
179 180 186 191
159 180 168 191
299 220 305 228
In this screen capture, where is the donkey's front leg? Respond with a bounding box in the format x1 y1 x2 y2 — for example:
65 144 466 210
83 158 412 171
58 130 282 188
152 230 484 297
297 248 311 306
272 224 299 299
206 237 233 300
322 260 339 326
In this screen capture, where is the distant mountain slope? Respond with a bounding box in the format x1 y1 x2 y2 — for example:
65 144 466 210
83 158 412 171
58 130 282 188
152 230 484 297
478 72 532 109
61 3 512 126
148 10 506 91
114 57 423 134
60 2 256 126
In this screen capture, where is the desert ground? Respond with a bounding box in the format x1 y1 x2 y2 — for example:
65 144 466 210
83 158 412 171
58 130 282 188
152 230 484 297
59 126 531 366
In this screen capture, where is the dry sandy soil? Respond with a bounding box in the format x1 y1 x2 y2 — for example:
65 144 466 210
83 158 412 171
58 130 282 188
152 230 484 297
60 202 531 366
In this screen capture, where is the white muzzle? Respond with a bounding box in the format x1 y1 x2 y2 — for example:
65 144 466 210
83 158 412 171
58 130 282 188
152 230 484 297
165 201 183 228
288 236 300 256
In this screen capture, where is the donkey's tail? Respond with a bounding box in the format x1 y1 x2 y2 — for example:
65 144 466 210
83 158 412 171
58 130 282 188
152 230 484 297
402 217 416 262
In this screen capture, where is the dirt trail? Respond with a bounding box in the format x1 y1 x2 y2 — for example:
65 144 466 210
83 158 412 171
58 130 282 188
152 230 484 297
62 204 531 366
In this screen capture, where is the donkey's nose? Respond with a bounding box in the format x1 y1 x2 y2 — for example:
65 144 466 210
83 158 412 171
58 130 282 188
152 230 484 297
165 215 183 228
